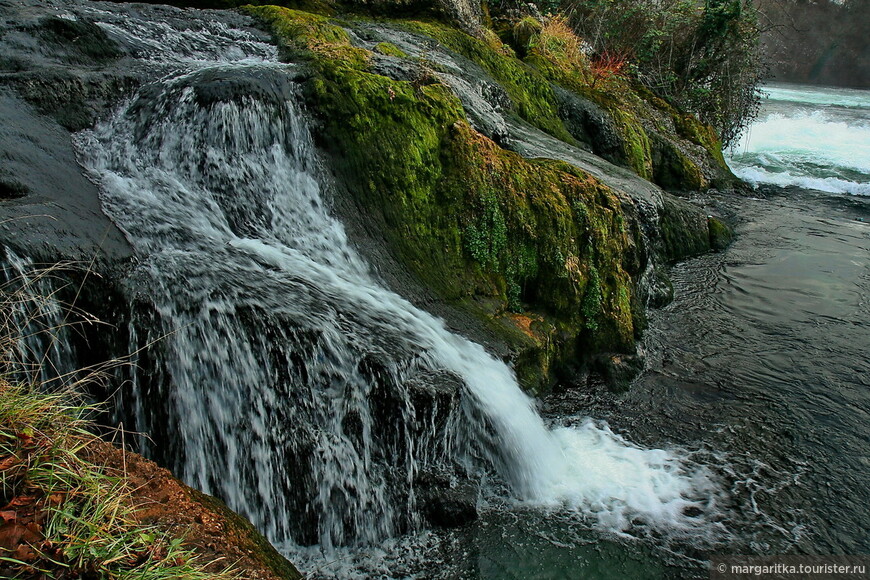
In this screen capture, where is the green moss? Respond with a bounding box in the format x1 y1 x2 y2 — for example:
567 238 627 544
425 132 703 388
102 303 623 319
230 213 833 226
443 126 638 350
244 5 370 67
673 112 728 166
651 133 706 190
636 84 731 171
708 216 733 250
463 188 508 270
251 5 654 386
400 20 574 143
582 265 602 330
304 62 473 298
511 16 543 57
609 107 653 179
373 41 407 57
658 194 713 262
233 0 335 12
251 5 732 195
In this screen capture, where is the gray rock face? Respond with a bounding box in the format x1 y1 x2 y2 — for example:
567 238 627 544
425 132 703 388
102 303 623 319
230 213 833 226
0 91 133 268
0 0 275 271
435 0 483 33
0 1 139 269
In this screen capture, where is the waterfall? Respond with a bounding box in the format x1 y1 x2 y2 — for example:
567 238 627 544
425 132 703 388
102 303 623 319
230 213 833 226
70 8 723 553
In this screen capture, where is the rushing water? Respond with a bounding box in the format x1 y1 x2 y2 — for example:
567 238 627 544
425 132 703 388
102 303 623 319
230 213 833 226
62 2 725 572
726 83 870 195
622 85 870 572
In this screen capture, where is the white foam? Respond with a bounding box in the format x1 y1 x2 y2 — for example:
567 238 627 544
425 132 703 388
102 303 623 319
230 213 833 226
727 106 870 195
732 165 870 196
763 83 870 110
531 420 721 536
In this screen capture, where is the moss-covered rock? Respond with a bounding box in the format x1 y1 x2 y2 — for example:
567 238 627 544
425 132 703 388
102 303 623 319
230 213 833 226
489 15 737 191
708 215 733 251
373 40 407 57
399 20 575 143
511 16 543 58
246 4 730 390
650 132 705 191
658 195 714 262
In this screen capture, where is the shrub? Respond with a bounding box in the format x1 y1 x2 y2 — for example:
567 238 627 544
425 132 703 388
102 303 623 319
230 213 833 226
561 0 764 146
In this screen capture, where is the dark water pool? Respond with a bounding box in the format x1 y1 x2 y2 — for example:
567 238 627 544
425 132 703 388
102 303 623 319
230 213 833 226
622 187 870 557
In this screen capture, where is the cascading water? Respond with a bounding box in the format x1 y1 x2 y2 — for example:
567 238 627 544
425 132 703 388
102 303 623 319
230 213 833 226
70 6 724 561
726 83 870 195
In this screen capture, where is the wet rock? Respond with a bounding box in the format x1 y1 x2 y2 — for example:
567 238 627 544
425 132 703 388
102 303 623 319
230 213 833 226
0 177 28 200
191 67 305 107
650 131 704 191
7 69 139 131
682 505 704 518
33 16 122 64
555 86 619 157
658 194 713 262
640 263 675 309
369 53 419 82
416 472 478 527
707 215 733 251
0 91 133 268
592 353 645 392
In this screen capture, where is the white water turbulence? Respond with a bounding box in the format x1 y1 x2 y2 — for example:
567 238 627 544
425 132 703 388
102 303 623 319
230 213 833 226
726 83 870 195
73 30 723 557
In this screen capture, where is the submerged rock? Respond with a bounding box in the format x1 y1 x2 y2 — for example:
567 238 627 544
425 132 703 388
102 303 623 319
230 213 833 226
591 352 645 393
33 15 122 64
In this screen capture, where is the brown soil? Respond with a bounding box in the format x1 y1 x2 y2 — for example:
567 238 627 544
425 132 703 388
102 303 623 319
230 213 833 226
0 436 302 580
83 439 302 580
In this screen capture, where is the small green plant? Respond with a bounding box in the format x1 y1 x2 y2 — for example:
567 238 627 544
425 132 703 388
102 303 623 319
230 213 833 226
463 188 508 270
581 265 602 330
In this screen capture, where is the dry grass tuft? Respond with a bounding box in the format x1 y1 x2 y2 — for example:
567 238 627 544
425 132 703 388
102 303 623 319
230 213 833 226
0 257 239 580
534 15 589 72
